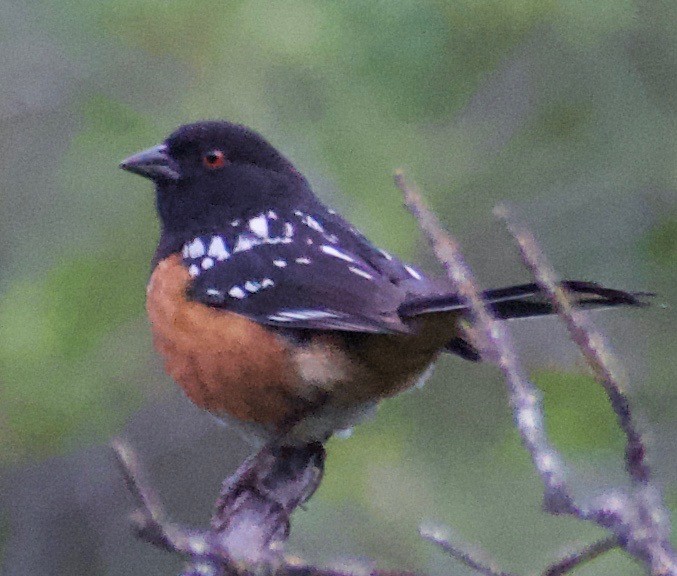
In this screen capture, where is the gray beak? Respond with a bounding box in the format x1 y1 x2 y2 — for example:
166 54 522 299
119 144 180 181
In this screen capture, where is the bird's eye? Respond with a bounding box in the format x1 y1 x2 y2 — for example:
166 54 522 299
202 150 227 170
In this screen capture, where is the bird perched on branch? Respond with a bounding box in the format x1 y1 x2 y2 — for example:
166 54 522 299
120 121 647 448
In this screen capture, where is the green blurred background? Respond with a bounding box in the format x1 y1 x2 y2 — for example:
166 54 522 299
0 1 675 574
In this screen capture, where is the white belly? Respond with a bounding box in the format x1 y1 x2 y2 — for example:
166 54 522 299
211 361 436 447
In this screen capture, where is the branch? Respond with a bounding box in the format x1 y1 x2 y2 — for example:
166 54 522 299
114 439 345 576
494 204 650 485
394 171 676 576
495 205 676 576
420 524 517 576
394 171 576 515
112 438 192 554
114 439 420 576
543 537 617 576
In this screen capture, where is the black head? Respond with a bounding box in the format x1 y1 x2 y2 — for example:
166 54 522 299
120 121 314 242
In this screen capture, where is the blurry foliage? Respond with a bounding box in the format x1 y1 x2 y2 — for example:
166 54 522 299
44 255 145 360
0 0 675 574
644 216 677 267
534 370 625 453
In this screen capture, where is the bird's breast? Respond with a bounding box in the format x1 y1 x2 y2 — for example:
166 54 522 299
146 255 455 443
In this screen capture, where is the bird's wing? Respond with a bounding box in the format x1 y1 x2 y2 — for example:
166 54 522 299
183 229 412 333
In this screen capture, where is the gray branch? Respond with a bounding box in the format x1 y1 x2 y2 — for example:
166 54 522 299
394 171 676 576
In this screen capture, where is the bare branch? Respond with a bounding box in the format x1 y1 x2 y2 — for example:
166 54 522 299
112 438 192 553
495 204 677 576
394 172 676 576
494 204 650 485
420 524 517 576
394 170 576 515
543 537 617 576
114 440 420 576
111 438 166 524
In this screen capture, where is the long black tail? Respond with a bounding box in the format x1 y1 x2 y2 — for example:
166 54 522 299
398 281 652 361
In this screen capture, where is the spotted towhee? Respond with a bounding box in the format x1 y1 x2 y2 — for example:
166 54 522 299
120 121 647 447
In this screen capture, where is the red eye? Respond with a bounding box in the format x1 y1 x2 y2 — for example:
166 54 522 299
202 150 227 170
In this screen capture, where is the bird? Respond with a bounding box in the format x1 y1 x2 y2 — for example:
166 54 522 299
120 120 648 449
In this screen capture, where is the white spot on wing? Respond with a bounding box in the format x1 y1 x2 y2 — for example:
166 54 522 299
182 245 189 258
379 249 393 261
320 245 355 262
249 215 269 238
206 288 222 297
349 266 373 280
273 259 287 267
188 264 200 277
405 265 423 280
201 257 214 270
301 310 338 319
303 215 324 233
208 236 229 260
188 239 205 258
295 257 311 264
244 280 261 293
228 286 246 299
276 310 338 320
261 278 275 288
267 210 278 220
234 234 260 253
268 315 293 322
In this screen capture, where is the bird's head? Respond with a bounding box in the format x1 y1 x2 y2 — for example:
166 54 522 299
120 120 309 238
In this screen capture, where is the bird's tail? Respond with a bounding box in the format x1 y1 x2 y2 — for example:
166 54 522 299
398 281 652 361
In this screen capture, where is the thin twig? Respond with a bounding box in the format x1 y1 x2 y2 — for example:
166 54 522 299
420 524 517 576
495 204 677 576
114 440 421 576
394 171 576 515
494 204 650 485
394 172 676 576
111 438 167 524
543 537 617 576
112 438 189 553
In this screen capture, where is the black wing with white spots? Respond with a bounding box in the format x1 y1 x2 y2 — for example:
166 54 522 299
181 207 431 333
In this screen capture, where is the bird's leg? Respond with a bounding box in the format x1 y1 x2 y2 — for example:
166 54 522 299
211 441 326 553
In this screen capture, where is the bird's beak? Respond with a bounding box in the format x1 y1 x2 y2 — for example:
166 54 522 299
119 144 180 181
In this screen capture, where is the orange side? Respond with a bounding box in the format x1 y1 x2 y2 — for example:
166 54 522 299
146 255 302 427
